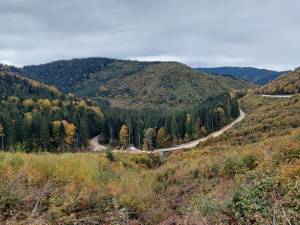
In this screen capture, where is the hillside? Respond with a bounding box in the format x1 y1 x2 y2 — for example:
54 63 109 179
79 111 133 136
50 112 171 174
207 73 256 91
0 72 61 99
257 67 300 94
21 58 242 109
0 67 241 152
196 66 286 84
0 72 104 151
0 94 299 224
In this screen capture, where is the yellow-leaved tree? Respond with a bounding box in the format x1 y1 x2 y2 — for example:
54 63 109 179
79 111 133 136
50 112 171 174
119 125 129 149
37 99 52 110
157 127 167 148
62 120 76 146
53 120 76 148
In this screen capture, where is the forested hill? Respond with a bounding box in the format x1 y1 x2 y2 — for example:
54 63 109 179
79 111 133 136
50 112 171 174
0 72 104 152
0 72 61 99
20 57 240 109
207 73 256 91
196 66 286 84
22 57 127 93
257 67 300 94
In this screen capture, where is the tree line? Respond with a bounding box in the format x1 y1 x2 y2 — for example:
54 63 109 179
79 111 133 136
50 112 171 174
100 92 239 150
0 96 103 152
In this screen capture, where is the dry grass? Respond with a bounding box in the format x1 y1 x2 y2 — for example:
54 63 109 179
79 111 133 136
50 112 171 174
0 93 300 224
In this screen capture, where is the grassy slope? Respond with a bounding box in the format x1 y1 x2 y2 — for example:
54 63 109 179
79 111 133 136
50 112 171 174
0 94 299 224
21 58 249 109
257 67 300 94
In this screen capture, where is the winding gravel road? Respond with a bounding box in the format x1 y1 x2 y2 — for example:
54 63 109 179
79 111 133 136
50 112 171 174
90 136 108 151
155 109 245 153
90 109 245 153
261 94 293 98
89 95 291 153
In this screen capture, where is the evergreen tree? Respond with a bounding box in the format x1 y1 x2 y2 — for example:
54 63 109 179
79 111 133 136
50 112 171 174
215 107 226 129
170 116 178 137
185 113 193 137
20 119 30 144
40 119 50 149
79 119 89 147
231 97 239 118
58 122 66 151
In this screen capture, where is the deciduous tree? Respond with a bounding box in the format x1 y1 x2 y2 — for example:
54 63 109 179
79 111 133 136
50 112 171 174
157 127 167 148
119 125 129 149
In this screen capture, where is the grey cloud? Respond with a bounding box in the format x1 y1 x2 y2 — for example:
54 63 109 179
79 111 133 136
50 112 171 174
0 0 299 70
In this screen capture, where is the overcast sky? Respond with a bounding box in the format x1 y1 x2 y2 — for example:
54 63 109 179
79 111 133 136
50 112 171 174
0 0 300 70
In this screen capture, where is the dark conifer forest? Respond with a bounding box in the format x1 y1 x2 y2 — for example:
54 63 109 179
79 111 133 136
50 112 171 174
0 72 104 151
0 64 240 151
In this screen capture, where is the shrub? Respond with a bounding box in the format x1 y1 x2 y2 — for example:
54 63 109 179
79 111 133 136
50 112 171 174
0 194 20 220
225 174 274 224
280 147 300 162
106 150 115 162
223 157 239 178
239 154 257 170
132 153 162 169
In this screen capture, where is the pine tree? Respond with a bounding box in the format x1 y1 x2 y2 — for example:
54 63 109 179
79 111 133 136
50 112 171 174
185 113 193 137
215 107 226 129
58 122 66 151
231 97 239 118
40 119 49 149
170 115 178 138
79 119 89 147
4 120 15 150
20 119 30 144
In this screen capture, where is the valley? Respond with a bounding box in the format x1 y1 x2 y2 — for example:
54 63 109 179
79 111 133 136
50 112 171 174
0 59 299 225
0 93 299 224
1 1 300 224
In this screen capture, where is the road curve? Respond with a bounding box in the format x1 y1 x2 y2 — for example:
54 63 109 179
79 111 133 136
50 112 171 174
90 109 245 154
89 135 108 151
91 95 292 154
155 109 245 153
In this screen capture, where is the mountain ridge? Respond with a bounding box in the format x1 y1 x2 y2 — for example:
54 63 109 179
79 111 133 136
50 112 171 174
196 66 288 84
257 67 300 94
15 57 248 109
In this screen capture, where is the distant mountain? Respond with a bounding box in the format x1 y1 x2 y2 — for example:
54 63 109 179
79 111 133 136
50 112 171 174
195 66 287 85
20 57 245 109
205 73 256 91
257 67 300 94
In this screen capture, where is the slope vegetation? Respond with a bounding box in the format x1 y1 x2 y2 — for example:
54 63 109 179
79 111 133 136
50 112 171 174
0 94 299 224
21 58 243 109
0 72 61 99
207 73 255 91
257 67 300 94
0 72 104 152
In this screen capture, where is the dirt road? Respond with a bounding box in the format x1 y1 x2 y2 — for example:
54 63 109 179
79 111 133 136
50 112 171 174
90 110 246 154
